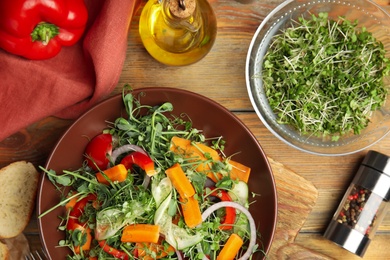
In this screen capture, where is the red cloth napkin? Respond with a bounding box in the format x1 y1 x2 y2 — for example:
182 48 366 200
0 0 138 142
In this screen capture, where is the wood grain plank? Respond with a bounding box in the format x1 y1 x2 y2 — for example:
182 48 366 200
0 118 71 169
267 157 320 259
294 233 390 259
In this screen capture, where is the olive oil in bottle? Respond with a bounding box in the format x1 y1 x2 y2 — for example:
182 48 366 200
139 0 217 66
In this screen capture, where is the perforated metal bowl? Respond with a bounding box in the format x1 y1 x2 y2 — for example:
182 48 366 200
246 0 390 156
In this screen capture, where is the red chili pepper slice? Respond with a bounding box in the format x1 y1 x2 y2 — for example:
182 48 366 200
98 240 129 260
210 189 236 230
120 151 156 176
67 193 97 231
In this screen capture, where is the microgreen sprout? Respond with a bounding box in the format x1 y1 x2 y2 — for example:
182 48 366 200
261 12 390 140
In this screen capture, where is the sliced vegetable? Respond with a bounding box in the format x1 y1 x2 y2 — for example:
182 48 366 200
65 193 79 211
228 160 251 183
169 136 191 153
187 142 221 172
153 190 203 250
233 211 249 238
95 202 146 241
120 151 157 176
216 233 244 260
170 136 221 172
111 144 148 164
95 209 124 241
67 194 96 231
98 240 129 260
202 201 257 260
228 181 249 206
135 239 175 260
153 181 174 227
96 164 128 185
152 177 173 208
165 223 203 250
170 136 221 161
84 133 113 171
121 224 161 244
209 190 236 230
165 163 195 198
154 200 173 237
180 195 202 228
73 224 93 254
206 173 221 183
170 137 251 183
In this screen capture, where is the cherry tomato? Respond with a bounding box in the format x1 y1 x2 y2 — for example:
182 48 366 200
120 151 156 176
84 133 113 171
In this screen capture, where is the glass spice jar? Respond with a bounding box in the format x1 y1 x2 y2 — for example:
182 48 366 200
324 150 390 257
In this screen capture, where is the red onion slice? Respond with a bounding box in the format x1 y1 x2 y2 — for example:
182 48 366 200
141 175 151 188
110 144 148 164
201 201 257 260
175 249 183 260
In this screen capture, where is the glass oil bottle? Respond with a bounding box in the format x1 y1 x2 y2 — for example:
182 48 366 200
139 0 217 66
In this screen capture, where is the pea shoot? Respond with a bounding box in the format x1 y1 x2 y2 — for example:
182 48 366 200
261 12 390 140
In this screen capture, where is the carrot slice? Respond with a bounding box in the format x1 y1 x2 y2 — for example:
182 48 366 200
217 233 244 260
96 164 128 185
228 160 251 183
65 193 79 211
170 137 221 172
170 136 191 154
73 224 93 254
135 239 175 260
191 142 221 161
180 195 202 228
165 163 195 198
121 224 160 243
187 143 221 172
206 172 223 183
170 137 251 183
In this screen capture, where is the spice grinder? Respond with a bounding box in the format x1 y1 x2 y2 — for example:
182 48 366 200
324 150 390 257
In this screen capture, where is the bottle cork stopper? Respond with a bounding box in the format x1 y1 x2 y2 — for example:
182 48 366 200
169 0 196 19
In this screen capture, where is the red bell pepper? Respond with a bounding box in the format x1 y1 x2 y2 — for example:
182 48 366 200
0 0 88 60
84 133 113 171
67 193 97 231
120 152 157 176
210 189 236 230
98 240 129 260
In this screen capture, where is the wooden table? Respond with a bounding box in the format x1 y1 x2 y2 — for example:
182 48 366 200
2 0 390 259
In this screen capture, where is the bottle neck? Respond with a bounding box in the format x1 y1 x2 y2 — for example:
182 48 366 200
161 0 202 33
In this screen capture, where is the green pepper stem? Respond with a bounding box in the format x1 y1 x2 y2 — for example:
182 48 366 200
31 22 59 45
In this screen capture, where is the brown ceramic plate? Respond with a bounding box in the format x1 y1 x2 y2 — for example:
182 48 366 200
37 87 277 259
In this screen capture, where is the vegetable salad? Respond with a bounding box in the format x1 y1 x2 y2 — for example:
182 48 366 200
40 89 262 260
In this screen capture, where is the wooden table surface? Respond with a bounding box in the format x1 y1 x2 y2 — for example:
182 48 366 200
1 0 390 259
